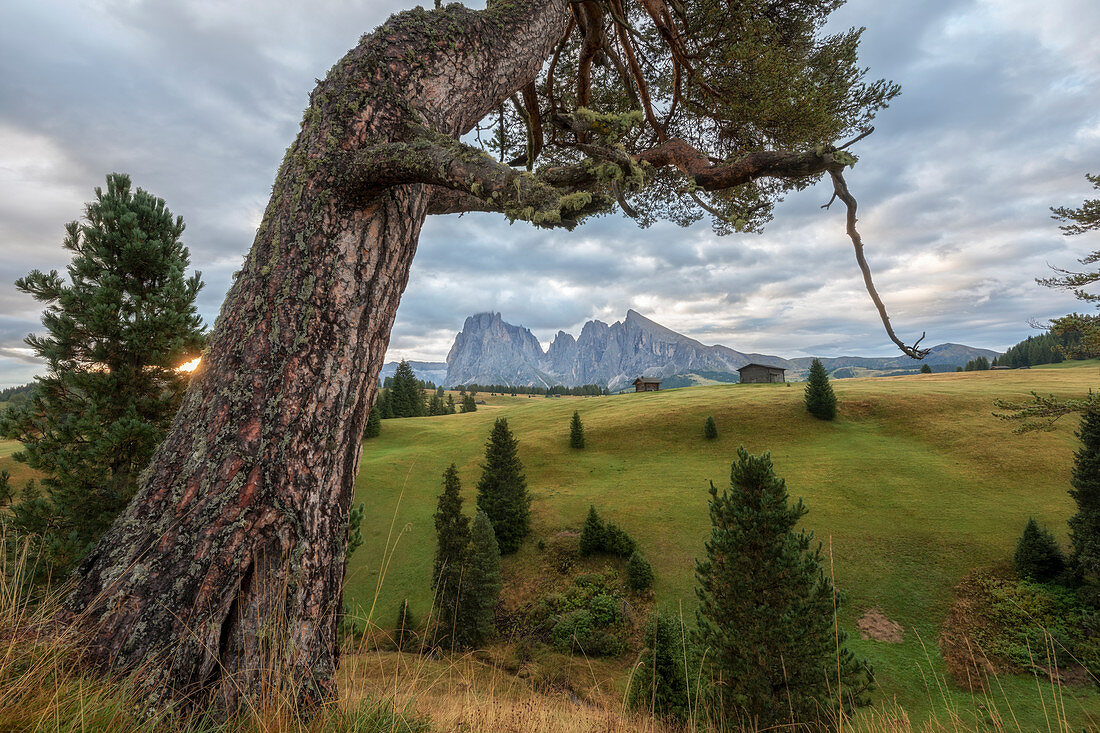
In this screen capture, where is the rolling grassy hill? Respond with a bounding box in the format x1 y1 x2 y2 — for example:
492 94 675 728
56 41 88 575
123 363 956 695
347 361 1100 729
1 362 1097 728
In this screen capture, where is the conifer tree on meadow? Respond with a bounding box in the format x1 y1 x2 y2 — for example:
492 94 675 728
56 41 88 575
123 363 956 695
1071 408 1100 588
363 408 381 439
445 393 457 414
475 418 529 554
433 464 471 643
389 360 426 417
920 363 933 374
570 410 585 449
804 357 838 421
629 613 694 724
0 173 205 578
693 447 872 728
704 415 718 440
579 505 605 556
455 510 501 648
461 393 477 413
1014 518 1065 582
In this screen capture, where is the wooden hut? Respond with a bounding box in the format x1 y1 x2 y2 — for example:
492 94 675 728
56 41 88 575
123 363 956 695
737 363 786 384
633 377 661 392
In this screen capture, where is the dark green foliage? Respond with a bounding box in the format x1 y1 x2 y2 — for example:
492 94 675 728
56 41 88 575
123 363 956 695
374 388 394 419
578 505 636 557
338 503 367 643
427 392 444 416
579 505 605 556
1014 518 1065 583
445 394 457 414
475 419 529 554
569 410 585 449
950 572 1094 677
964 356 991 371
455 511 501 648
994 332 1068 368
393 599 419 651
920 364 933 374
693 448 873 729
433 464 470 645
804 358 838 421
463 382 608 396
626 551 654 592
461 394 477 413
1071 409 1100 588
629 613 695 724
703 415 718 439
603 522 636 557
363 408 381 439
388 360 426 417
0 173 205 580
546 571 627 657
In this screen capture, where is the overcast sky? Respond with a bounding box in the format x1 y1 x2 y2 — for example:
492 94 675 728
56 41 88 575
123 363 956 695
1 0 1098 387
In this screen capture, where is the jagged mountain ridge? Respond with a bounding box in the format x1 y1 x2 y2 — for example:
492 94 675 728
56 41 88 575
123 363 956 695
441 311 1000 390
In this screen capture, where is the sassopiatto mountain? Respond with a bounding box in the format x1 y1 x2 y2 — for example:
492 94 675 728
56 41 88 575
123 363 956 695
441 310 999 391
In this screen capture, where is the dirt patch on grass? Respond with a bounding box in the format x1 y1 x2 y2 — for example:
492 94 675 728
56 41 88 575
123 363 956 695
857 608 904 643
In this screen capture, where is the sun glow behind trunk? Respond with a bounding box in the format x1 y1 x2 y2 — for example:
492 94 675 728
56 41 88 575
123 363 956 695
177 357 201 373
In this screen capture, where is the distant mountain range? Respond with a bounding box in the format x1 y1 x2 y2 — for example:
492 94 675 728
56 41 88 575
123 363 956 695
383 311 999 391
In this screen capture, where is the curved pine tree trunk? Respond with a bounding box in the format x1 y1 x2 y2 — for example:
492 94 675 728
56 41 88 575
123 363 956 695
58 0 569 712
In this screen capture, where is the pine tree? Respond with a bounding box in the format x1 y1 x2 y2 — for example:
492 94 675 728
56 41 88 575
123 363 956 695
804 358 838 421
1071 408 1100 587
363 408 381 439
693 448 872 728
1014 518 1065 582
704 416 718 440
570 410 586 449
393 598 419 651
445 394 457 414
579 505 606 556
455 510 501 648
920 364 933 374
433 464 471 644
461 393 477 413
0 173 205 578
389 360 426 417
629 613 693 724
427 392 444 416
475 418 529 554
626 551 655 591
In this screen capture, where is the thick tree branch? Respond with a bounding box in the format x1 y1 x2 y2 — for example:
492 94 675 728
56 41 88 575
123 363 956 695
340 128 611 228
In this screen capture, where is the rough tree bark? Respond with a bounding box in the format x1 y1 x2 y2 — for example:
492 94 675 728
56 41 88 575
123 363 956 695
58 0 572 711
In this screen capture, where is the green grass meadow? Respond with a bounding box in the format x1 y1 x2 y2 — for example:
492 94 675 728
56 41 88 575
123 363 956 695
1 363 1098 728
347 362 1100 729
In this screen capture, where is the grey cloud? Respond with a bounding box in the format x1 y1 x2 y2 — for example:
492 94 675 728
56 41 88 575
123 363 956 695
1 0 1099 388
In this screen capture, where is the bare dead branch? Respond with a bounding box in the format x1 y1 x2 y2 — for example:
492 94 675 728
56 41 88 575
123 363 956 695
827 168 930 359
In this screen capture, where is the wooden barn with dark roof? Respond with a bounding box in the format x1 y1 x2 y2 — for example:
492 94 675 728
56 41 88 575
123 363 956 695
737 363 786 384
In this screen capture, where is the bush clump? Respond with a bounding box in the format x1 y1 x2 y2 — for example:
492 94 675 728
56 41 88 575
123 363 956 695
704 415 718 440
578 505 636 557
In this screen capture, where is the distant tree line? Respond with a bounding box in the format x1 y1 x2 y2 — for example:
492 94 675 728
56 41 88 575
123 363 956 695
963 356 990 371
458 382 608 396
994 331 1078 368
0 383 35 409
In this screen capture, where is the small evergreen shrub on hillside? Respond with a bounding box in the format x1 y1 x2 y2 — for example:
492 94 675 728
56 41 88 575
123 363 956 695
704 415 718 440
1014 518 1065 582
603 522 636 557
570 410 585 449
577 505 636 557
579 505 605 556
920 364 933 374
393 599 419 652
626 551 654 591
804 358 838 420
629 613 697 724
